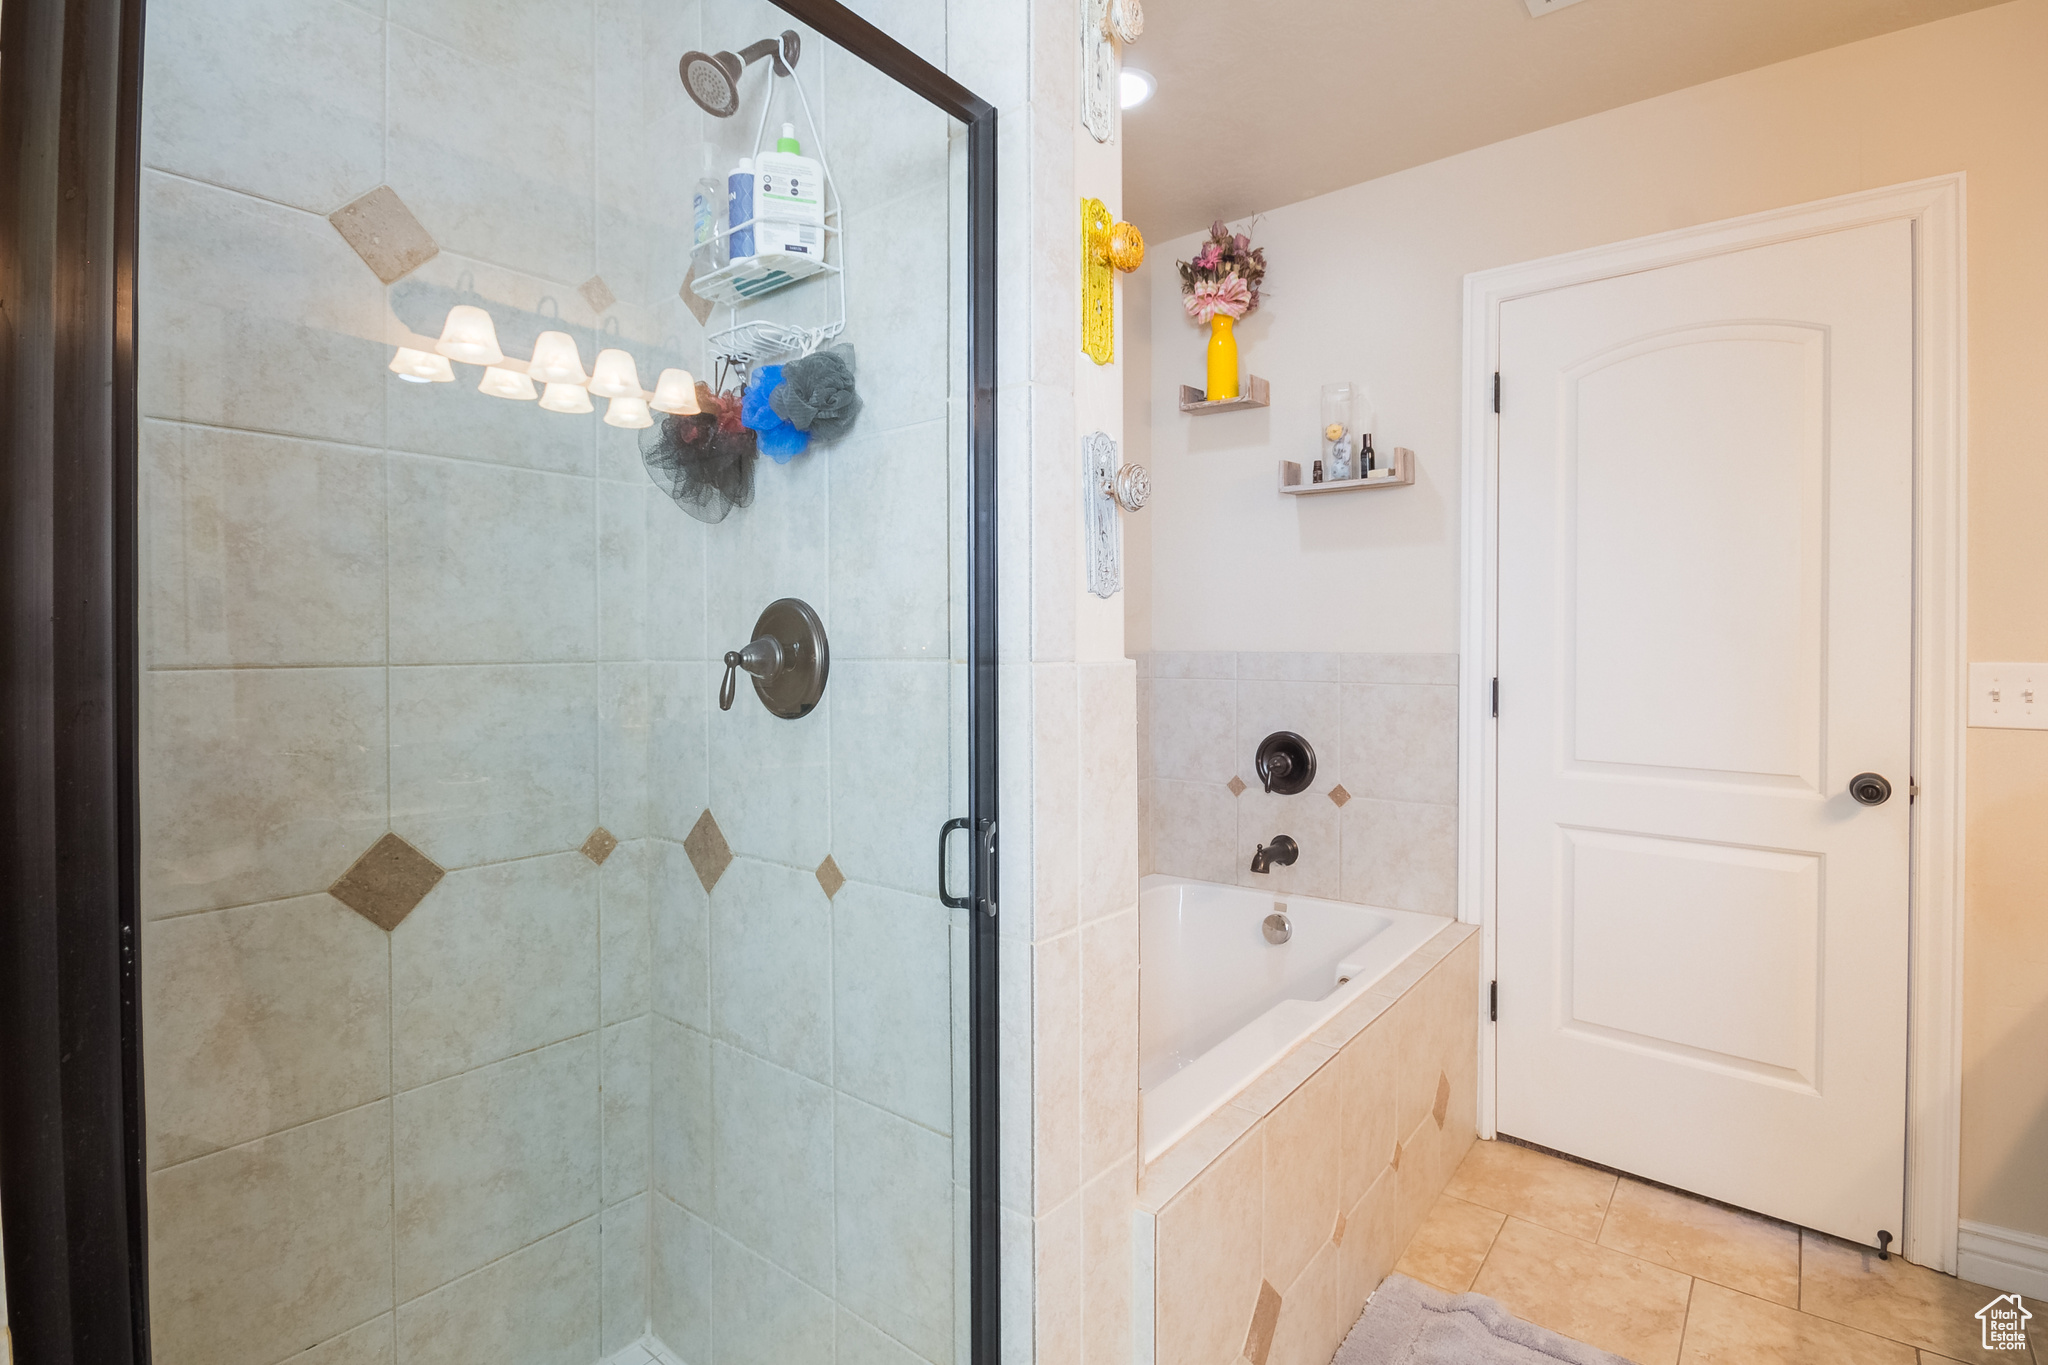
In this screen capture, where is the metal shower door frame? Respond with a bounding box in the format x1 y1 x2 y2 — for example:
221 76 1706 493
0 0 1001 1359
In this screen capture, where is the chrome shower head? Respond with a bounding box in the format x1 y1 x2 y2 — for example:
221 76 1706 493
678 31 800 118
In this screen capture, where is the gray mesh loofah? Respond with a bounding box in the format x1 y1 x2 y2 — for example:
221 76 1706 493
768 343 862 441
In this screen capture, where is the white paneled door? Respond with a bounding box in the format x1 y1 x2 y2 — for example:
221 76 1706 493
1495 220 1914 1248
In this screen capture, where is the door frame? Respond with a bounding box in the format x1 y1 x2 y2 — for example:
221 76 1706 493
1456 175 1967 1272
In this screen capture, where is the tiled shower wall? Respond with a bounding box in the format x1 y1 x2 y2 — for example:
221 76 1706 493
136 1 972 1363
1135 652 1460 915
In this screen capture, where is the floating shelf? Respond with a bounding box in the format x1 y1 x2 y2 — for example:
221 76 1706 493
1178 375 1270 414
1279 446 1415 495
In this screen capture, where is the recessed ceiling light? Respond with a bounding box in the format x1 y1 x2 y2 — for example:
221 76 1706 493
1120 68 1155 110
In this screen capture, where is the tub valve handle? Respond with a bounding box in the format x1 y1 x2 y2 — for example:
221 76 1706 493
1250 834 1298 874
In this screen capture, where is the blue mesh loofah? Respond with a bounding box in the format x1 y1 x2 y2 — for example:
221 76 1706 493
741 366 810 462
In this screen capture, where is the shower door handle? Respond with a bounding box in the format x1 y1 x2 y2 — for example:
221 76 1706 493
939 817 971 909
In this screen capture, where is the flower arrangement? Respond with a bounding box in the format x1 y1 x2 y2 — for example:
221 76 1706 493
1177 220 1266 324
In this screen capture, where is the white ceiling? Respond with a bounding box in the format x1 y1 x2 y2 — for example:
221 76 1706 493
1120 0 2006 238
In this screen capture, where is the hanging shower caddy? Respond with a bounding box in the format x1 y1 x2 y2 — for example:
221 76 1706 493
686 36 847 366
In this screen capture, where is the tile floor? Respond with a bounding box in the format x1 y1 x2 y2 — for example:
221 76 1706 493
1391 1140 2039 1365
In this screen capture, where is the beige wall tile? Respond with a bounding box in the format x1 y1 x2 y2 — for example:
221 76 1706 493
385 25 594 286
144 895 389 1168
394 1218 600 1365
650 1020 710 1216
830 660 952 896
646 665 708 843
828 419 952 660
1155 1128 1265 1365
710 857 833 1081
1139 1103 1258 1213
644 499 707 662
389 852 598 1087
1268 1237 1355 1365
1338 798 1458 916
600 1019 649 1208
711 1042 833 1290
392 1036 599 1299
144 422 386 669
599 1195 648 1356
1472 1217 1692 1365
1262 1060 1343 1292
1340 683 1458 805
297 1315 395 1365
1678 1279 1915 1365
1080 909 1140 1179
705 673 829 870
1444 1140 1618 1242
1078 662 1141 923
1147 779 1239 885
838 1308 933 1365
1599 1178 1799 1307
597 481 648 663
141 0 383 211
1343 655 1461 687
834 1097 956 1363
142 666 387 917
599 836 651 1023
1082 1157 1136 1365
1393 1194 1504 1295
835 881 956 1132
711 1231 835 1365
1035 1191 1085 1365
651 1196 711 1362
1032 663 1082 938
650 839 709 1030
386 458 597 665
138 172 386 447
1238 653 1346 683
1232 1043 1338 1120
147 1102 393 1365
1036 931 1083 1214
1236 680 1343 797
1148 677 1235 783
1338 1014 1399 1212
1341 1165 1408 1309
1234 787 1341 899
1798 1231 2027 1363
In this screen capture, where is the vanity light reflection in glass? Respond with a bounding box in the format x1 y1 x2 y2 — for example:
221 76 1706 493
389 306 702 422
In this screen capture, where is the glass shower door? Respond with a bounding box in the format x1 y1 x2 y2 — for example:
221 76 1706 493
132 1 987 1361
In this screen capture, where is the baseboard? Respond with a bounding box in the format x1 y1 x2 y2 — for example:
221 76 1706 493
1958 1220 2048 1298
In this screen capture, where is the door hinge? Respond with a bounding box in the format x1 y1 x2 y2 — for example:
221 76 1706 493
1909 779 1919 802
1491 677 1499 718
1493 372 1501 414
1490 980 1498 1022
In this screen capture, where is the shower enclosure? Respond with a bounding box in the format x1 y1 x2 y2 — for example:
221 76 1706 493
0 0 997 1362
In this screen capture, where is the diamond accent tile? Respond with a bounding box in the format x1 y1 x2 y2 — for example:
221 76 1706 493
1391 1139 1404 1172
328 186 438 284
679 267 714 326
1329 783 1351 807
579 274 617 314
1332 1210 1348 1247
815 854 846 900
1434 1070 1452 1127
329 832 444 931
1244 1280 1282 1365
1227 775 1246 797
581 827 619 864
683 809 732 893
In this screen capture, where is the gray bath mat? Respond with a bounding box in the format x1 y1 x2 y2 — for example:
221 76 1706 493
1334 1274 1638 1365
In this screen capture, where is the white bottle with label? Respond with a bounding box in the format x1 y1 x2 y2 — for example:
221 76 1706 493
753 124 825 259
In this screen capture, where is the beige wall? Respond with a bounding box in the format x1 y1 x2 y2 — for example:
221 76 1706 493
1126 0 2048 1239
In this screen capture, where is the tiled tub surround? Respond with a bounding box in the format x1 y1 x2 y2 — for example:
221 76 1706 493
1135 925 1481 1365
136 2 973 1364
1135 652 1459 915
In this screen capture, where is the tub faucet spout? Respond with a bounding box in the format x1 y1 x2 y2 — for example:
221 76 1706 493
1250 835 1298 874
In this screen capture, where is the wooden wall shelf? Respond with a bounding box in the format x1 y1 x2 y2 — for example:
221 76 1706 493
1178 375 1269 414
1278 446 1414 495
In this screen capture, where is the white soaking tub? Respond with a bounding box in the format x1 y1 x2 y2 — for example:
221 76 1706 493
1140 874 1450 1161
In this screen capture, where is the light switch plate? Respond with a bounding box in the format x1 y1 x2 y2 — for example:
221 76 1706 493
1968 662 2048 729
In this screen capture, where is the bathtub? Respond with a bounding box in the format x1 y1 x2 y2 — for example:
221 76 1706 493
1140 874 1452 1162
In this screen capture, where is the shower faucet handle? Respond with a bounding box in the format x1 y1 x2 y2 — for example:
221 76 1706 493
719 635 785 711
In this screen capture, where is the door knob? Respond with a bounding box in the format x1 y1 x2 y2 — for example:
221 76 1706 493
1849 772 1892 806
